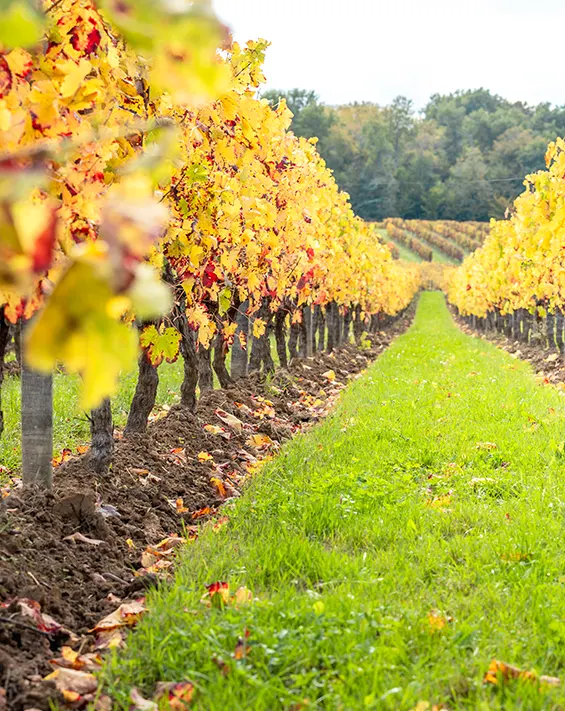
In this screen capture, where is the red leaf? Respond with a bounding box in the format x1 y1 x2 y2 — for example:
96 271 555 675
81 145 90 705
32 208 57 274
0 56 12 98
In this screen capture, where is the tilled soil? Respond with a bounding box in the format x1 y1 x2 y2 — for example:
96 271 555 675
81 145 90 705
0 312 414 710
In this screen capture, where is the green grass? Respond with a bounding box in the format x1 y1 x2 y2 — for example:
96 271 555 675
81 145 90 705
102 291 565 709
0 360 186 472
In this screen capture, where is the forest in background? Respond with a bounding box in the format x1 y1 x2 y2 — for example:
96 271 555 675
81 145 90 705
262 88 565 222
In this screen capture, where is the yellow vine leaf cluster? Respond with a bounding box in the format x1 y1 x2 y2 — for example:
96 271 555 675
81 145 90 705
446 137 565 318
0 0 420 408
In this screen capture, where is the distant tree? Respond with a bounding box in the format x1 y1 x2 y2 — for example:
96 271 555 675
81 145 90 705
444 147 493 221
261 88 335 146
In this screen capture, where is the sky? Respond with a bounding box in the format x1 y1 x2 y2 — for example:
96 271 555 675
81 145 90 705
214 0 565 110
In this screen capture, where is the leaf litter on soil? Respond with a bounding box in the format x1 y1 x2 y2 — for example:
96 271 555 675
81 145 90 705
0 309 414 710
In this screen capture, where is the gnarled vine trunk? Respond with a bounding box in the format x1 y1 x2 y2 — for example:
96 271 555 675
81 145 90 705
231 302 249 380
274 309 288 368
89 399 113 475
213 330 233 389
198 345 214 392
125 351 159 435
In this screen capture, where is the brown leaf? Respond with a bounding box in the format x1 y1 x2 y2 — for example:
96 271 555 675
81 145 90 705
44 667 97 696
215 408 244 433
130 688 158 710
63 532 104 546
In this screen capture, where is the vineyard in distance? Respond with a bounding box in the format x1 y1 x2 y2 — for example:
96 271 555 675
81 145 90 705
4 1 565 710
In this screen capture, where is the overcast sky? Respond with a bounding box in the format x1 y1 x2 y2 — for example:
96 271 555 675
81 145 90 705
214 0 565 110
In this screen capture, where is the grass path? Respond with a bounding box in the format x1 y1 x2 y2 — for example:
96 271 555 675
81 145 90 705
104 292 565 710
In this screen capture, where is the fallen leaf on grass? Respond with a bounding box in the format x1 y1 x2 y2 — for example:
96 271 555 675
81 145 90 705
156 682 195 709
426 494 452 509
476 442 497 451
201 583 253 610
500 552 532 562
484 659 560 687
427 610 452 633
234 628 251 660
234 586 253 605
202 581 230 608
76 445 89 454
130 688 157 710
208 515 229 532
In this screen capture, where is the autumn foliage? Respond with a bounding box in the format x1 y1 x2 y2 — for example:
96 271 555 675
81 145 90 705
446 138 565 319
0 0 420 411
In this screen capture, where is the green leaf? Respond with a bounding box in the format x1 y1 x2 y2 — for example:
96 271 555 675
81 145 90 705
0 1 44 48
218 286 232 316
140 325 181 366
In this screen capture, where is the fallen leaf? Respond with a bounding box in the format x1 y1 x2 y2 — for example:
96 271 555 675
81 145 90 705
9 598 63 634
245 433 275 449
210 477 227 499
155 682 195 709
203 581 230 608
130 688 158 710
484 659 560 687
50 647 103 672
63 532 104 546
427 610 452 633
93 600 147 631
203 424 226 437
234 586 253 605
322 369 336 381
44 667 97 696
426 494 452 509
198 451 214 462
175 497 189 514
215 408 244 433
500 552 532 562
191 507 213 520
476 442 497 451
52 448 72 467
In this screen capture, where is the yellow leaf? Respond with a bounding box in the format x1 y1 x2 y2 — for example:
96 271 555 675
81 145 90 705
253 318 266 338
26 260 138 410
60 59 92 99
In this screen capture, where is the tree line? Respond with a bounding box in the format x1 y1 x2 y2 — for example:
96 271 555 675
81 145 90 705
262 88 565 222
